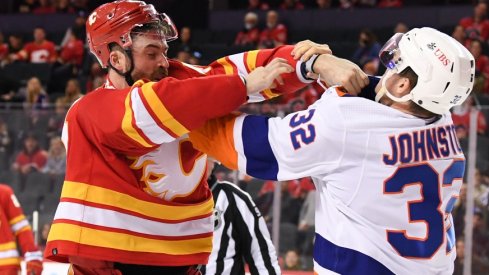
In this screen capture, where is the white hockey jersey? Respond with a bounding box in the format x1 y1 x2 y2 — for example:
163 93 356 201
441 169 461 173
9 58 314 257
189 87 465 274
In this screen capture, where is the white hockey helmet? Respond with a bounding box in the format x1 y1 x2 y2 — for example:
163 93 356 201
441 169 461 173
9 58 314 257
379 27 475 115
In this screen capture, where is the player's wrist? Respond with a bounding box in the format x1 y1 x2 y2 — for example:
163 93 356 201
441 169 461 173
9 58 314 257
306 54 321 74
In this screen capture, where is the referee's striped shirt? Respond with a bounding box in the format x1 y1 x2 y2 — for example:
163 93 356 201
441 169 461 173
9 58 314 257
203 177 281 275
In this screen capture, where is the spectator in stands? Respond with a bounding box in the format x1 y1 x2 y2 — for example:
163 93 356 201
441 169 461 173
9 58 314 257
259 10 288 49
453 239 464 275
289 98 306 113
86 61 106 92
61 12 87 47
468 39 489 93
43 136 66 178
283 249 301 270
23 77 48 110
58 78 83 106
188 50 202 65
394 22 408 34
168 26 194 58
55 0 75 13
472 210 489 274
47 99 67 140
39 222 51 252
474 169 489 210
453 183 467 237
351 28 381 75
0 119 13 171
452 96 487 135
459 2 489 44
4 34 24 65
378 0 403 8
455 125 468 140
452 25 470 48
11 27 57 63
12 133 47 190
297 189 315 255
33 0 55 14
176 49 192 63
71 0 89 14
0 32 8 66
59 32 84 67
18 0 39 13
316 0 332 9
234 12 261 47
248 0 270 10
280 0 305 10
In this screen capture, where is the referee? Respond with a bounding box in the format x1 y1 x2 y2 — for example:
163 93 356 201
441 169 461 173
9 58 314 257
203 160 281 275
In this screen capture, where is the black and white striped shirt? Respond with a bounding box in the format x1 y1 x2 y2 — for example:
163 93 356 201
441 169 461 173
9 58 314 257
203 177 281 275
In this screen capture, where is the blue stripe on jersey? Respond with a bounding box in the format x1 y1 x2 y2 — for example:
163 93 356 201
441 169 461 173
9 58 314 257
314 233 394 275
242 115 279 180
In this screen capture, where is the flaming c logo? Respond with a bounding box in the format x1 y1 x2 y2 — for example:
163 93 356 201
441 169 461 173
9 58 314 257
88 12 97 26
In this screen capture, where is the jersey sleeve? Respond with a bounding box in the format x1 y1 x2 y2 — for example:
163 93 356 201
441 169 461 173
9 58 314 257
189 100 345 181
78 75 248 155
0 185 38 254
170 45 314 103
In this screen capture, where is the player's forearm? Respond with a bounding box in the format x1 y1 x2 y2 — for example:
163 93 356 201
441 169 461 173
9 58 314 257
150 75 247 134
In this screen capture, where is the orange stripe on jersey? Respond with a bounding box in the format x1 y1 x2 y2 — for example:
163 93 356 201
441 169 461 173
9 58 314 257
246 50 259 72
49 223 213 255
0 242 16 251
140 82 189 137
261 89 281 99
122 91 153 148
0 257 20 266
216 57 235 75
335 86 349 97
61 181 214 221
8 215 25 225
189 114 239 170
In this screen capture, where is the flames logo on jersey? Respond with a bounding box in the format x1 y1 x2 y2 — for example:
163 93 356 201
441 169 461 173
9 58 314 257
129 137 206 201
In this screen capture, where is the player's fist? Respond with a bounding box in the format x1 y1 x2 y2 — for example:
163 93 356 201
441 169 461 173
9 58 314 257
291 40 332 61
312 54 369 95
245 58 294 95
26 260 43 275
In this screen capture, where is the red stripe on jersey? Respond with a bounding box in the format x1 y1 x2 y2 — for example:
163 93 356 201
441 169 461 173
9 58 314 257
136 88 179 138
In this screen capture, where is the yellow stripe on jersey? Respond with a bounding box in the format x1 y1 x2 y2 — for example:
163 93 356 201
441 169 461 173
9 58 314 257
0 242 16 251
262 89 281 99
140 82 189 137
0 257 20 266
8 215 25 225
217 57 234 75
122 91 153 148
49 223 213 255
62 181 213 221
246 50 259 72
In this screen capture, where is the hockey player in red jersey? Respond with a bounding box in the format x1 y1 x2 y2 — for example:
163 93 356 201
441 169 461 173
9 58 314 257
45 1 367 274
0 184 43 275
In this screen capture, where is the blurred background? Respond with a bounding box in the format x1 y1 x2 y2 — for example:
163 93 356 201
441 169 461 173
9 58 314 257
0 0 488 274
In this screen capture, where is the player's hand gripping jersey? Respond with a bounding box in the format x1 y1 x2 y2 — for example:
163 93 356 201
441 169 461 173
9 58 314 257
189 88 465 274
45 46 314 266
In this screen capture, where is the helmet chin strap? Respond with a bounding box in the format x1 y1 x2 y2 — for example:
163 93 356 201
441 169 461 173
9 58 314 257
108 49 135 86
375 70 412 103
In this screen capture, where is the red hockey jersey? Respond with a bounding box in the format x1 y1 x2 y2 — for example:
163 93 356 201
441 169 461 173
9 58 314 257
45 46 312 266
0 184 42 271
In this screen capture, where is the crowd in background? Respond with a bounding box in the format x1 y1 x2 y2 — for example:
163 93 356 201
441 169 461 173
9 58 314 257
0 0 489 272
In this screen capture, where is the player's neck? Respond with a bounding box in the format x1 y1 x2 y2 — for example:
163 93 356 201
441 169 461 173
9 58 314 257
107 70 130 89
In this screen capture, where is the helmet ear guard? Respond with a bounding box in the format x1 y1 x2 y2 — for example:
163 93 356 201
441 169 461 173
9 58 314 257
378 27 475 115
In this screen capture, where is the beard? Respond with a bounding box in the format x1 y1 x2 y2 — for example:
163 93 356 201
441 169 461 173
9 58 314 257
132 66 168 82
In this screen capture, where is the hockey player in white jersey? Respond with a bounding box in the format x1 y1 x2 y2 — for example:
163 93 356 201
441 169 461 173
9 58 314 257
189 27 475 274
